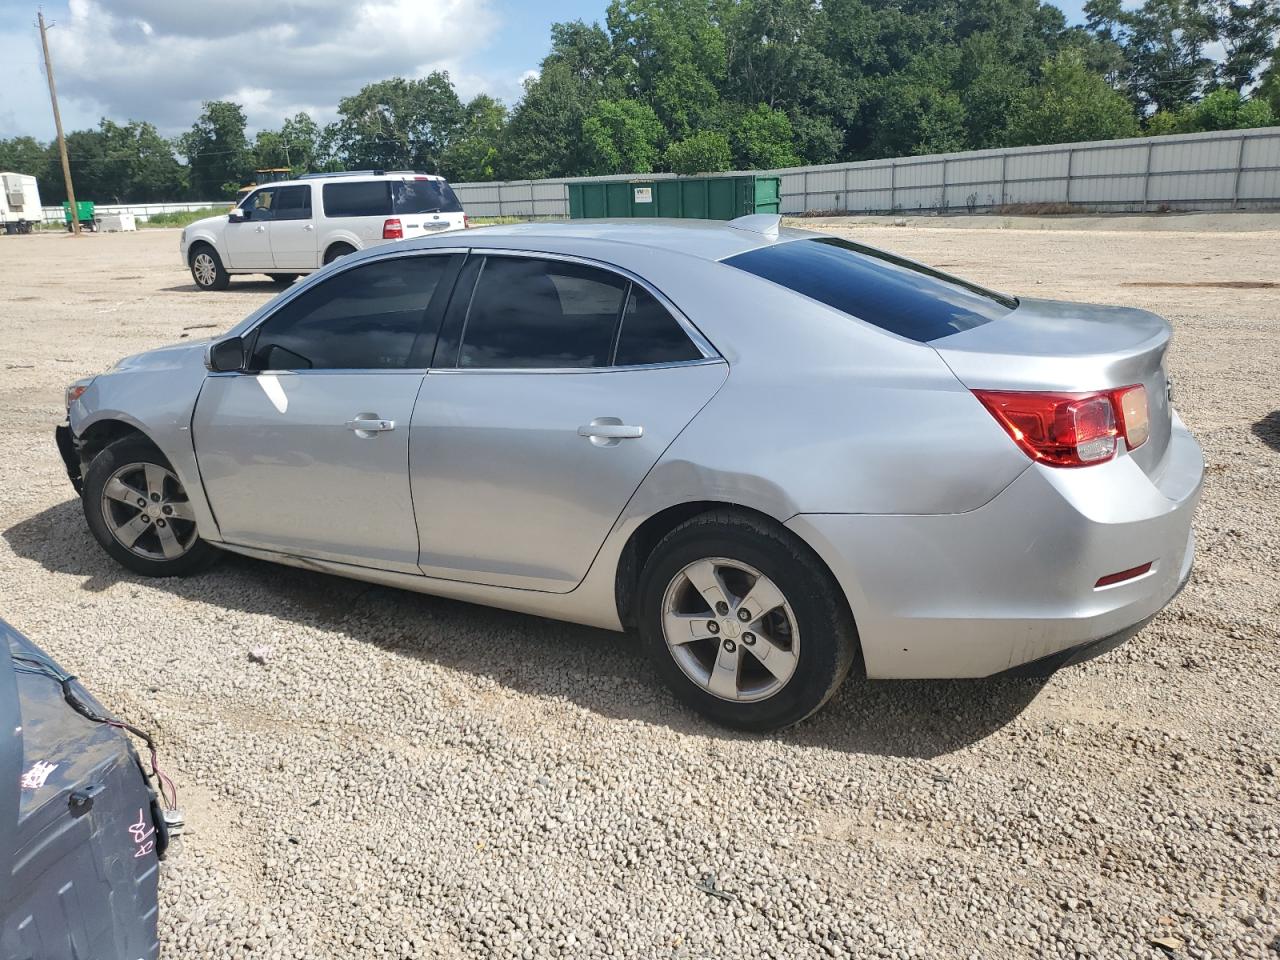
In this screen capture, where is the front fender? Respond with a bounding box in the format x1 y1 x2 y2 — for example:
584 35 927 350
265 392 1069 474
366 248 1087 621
71 365 223 543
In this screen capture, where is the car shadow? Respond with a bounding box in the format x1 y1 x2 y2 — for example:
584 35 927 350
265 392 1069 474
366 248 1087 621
160 281 294 295
1252 411 1280 453
5 499 1046 759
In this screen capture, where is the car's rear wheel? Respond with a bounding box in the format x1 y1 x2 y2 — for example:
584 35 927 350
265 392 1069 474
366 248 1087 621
82 436 218 577
267 273 299 285
323 243 355 265
636 510 859 731
189 245 229 291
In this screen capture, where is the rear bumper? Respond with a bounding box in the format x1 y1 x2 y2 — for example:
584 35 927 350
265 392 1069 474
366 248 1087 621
789 414 1204 679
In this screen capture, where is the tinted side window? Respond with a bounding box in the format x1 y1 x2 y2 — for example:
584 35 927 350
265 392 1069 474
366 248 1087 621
615 288 703 365
459 258 627 369
392 178 463 214
724 237 1017 343
322 181 392 218
251 257 447 370
272 185 312 221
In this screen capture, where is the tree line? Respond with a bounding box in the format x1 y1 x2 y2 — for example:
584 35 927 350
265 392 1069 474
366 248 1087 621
2 0 1277 204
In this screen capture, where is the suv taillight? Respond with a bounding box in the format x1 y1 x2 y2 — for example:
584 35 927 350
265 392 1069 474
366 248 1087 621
382 218 403 240
974 384 1149 468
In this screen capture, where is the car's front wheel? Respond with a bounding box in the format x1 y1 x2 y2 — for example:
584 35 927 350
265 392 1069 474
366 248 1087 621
189 244 229 291
636 510 859 731
82 435 218 577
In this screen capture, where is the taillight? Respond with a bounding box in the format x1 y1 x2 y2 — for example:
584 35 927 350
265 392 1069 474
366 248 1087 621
382 218 403 240
974 384 1149 468
1113 384 1149 449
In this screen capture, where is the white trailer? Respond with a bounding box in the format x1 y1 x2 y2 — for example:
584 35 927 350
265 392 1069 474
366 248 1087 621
1 172 41 234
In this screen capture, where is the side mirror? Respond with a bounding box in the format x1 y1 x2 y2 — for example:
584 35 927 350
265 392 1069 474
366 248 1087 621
228 208 248 223
205 336 246 373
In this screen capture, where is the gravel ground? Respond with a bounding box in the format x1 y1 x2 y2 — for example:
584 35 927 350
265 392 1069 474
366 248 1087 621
1 222 1277 959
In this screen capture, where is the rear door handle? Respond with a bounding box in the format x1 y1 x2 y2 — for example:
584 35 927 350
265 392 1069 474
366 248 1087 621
578 417 643 446
346 417 395 435
303 224 314 231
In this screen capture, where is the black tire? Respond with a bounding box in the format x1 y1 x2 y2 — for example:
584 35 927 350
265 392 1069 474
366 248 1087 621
268 273 300 285
82 435 219 577
636 510 859 731
189 243 230 291
323 243 355 265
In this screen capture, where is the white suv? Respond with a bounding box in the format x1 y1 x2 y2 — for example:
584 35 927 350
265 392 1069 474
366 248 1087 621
179 171 468 290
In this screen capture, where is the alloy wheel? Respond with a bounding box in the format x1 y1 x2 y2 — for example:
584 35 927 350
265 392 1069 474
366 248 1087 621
660 557 800 702
192 252 217 286
99 462 198 561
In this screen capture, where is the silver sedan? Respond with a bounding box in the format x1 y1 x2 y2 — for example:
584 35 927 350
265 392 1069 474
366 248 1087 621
56 216 1203 730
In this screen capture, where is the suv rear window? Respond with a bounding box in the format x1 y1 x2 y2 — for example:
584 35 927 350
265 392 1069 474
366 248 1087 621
392 179 463 214
322 181 391 218
724 237 1017 343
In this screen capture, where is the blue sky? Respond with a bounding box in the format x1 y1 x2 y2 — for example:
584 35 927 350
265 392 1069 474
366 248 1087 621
0 0 1092 141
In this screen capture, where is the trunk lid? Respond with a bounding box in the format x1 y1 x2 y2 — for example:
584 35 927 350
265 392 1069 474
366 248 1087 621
932 297 1173 476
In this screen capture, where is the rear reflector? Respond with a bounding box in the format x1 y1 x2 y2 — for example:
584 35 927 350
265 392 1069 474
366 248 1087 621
973 384 1150 468
382 218 403 240
1095 562 1153 587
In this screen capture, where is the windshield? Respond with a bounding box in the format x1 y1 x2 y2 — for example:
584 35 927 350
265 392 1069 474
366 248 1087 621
724 237 1017 343
392 178 463 214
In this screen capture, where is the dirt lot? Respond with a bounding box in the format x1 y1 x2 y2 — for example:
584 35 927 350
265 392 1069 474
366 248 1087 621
1 223 1277 959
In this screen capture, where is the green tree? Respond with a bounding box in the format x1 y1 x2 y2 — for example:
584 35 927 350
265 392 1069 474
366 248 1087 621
1146 87 1276 132
0 136 47 176
731 103 801 168
1085 0 1215 112
441 95 507 182
1200 0 1280 92
582 99 664 174
664 130 732 173
180 100 252 199
500 20 614 178
1010 50 1141 145
327 74 464 174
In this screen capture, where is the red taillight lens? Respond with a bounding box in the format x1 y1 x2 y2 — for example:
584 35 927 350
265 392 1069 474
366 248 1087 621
974 384 1150 467
975 390 1118 467
382 218 403 240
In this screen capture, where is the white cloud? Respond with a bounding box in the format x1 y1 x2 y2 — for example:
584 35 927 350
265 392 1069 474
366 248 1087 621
9 0 503 136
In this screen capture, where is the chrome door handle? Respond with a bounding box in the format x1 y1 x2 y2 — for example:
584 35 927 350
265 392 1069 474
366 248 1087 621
303 224 314 231
346 417 395 435
578 418 643 446
255 225 266 233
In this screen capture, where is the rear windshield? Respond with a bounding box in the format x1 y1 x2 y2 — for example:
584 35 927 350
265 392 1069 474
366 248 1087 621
724 237 1017 342
392 178 463 214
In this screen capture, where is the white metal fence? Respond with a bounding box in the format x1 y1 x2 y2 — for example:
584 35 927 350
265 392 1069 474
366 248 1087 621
451 126 1280 218
37 200 223 225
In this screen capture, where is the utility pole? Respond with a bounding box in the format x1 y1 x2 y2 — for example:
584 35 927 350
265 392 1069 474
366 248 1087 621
39 11 80 236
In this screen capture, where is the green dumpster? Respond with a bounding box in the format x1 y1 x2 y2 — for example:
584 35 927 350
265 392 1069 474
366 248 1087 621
568 175 781 220
62 200 97 232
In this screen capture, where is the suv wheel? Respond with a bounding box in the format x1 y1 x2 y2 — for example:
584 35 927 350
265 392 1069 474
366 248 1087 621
82 435 218 577
636 510 859 731
190 245 229 291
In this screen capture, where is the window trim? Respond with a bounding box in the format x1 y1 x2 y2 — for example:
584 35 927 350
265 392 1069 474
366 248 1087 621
237 248 467 374
434 248 719 374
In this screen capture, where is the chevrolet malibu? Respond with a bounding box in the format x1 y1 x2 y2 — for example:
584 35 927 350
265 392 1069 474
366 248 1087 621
56 216 1203 730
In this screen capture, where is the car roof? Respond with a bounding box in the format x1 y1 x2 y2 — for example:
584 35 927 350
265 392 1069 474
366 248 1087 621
398 218 818 263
